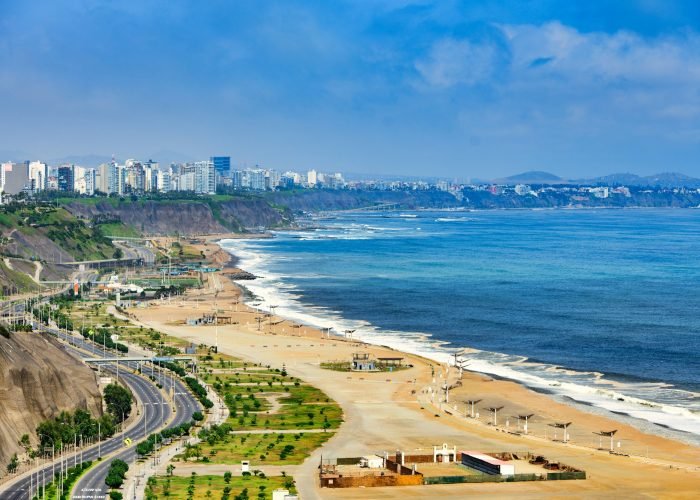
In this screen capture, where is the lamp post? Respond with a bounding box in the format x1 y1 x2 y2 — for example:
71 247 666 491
38 434 55 500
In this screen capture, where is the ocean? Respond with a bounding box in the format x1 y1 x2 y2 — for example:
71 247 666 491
219 208 700 443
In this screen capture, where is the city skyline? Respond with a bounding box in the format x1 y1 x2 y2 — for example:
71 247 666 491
2 1 700 178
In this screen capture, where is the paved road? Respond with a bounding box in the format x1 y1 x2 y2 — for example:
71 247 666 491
63 328 200 499
0 314 200 499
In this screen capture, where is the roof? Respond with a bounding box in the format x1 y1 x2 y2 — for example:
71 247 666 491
377 357 403 360
460 451 509 466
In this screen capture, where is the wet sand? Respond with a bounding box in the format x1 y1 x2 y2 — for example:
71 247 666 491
127 237 700 498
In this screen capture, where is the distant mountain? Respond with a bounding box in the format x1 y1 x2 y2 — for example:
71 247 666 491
578 173 644 186
149 149 196 165
495 171 565 184
0 149 32 162
584 172 700 189
643 172 700 188
49 154 115 167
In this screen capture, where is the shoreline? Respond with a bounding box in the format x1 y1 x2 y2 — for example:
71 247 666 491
127 236 700 497
216 231 700 446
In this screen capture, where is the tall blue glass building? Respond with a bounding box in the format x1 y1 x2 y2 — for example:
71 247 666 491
210 156 231 177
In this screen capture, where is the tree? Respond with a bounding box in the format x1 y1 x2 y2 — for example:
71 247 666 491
19 434 31 454
224 471 232 484
136 441 152 457
109 492 123 500
105 471 124 489
113 247 123 260
6 454 18 473
104 384 132 423
192 411 204 422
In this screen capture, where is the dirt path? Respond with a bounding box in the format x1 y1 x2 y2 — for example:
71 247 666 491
33 261 42 282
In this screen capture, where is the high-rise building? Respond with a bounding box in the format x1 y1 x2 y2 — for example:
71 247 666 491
28 161 47 192
249 169 266 191
156 168 172 192
194 161 216 194
73 166 87 193
232 170 244 189
57 166 75 192
84 168 96 195
97 162 120 194
1 162 30 200
265 169 280 190
307 169 318 187
211 156 231 177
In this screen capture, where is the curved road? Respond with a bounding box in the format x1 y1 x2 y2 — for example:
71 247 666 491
0 320 200 499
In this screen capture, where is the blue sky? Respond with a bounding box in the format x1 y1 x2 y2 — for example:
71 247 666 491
2 0 700 178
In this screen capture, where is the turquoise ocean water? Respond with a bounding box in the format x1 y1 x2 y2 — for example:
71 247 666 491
220 208 700 442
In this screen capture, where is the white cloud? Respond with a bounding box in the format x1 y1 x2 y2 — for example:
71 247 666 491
506 21 700 86
414 38 504 88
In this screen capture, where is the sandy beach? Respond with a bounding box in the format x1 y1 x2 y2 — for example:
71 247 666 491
126 236 700 498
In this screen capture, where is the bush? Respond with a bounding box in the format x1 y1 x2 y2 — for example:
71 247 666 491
105 471 124 489
105 458 129 489
0 323 11 339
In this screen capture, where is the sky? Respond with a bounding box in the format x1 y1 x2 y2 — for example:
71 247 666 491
2 0 700 179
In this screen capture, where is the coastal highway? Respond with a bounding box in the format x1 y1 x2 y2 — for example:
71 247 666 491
0 319 200 499
53 327 201 499
0 359 167 500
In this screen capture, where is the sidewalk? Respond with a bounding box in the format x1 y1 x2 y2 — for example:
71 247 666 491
125 376 229 499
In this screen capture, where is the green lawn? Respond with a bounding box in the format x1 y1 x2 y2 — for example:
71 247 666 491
96 221 140 237
206 373 343 431
184 431 334 465
146 473 296 499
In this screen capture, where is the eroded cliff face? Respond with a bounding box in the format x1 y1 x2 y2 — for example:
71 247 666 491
0 332 102 472
66 198 291 235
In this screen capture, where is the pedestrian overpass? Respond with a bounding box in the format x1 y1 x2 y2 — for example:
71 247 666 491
83 356 196 364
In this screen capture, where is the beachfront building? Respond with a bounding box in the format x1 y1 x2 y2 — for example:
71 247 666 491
461 451 515 476
352 352 375 371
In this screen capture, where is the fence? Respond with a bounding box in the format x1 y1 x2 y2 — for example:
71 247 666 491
547 471 587 480
424 473 541 485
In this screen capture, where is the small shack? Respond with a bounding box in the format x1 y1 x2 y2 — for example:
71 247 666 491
377 357 404 369
461 451 515 476
360 455 385 469
433 443 457 463
352 353 376 371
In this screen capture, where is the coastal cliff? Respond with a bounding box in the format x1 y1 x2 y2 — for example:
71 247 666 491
0 330 102 473
65 198 292 235
263 189 461 212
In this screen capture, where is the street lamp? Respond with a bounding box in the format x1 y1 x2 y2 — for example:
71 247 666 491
38 434 56 500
